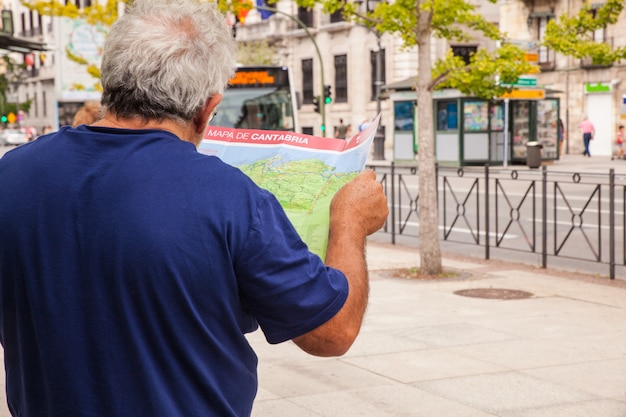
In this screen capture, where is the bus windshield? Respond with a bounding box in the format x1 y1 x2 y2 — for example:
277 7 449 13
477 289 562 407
210 66 297 131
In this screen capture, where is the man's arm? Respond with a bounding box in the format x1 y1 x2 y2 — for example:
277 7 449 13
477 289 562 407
293 170 388 356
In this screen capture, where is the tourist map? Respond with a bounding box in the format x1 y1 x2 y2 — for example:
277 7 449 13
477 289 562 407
199 116 379 260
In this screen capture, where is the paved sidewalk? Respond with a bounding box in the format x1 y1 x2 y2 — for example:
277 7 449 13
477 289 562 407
0 239 624 417
249 240 626 417
367 152 626 175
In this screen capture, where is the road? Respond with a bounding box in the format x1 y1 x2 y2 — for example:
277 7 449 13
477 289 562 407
368 156 626 279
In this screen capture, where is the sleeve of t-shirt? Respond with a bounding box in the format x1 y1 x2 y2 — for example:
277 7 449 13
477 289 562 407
235 190 349 344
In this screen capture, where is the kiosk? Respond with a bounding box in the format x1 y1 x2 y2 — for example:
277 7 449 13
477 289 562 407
384 81 560 166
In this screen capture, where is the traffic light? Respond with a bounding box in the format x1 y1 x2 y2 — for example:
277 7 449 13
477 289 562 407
324 85 332 104
313 96 321 113
1 115 7 123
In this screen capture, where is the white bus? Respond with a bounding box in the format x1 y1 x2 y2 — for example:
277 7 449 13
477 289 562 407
209 65 299 132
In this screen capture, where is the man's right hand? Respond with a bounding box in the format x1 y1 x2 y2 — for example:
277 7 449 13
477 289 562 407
292 170 388 357
329 169 388 239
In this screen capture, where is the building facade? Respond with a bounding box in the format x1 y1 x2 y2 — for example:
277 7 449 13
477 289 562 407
235 0 416 156
2 0 57 133
236 0 502 159
14 0 616 163
502 0 626 157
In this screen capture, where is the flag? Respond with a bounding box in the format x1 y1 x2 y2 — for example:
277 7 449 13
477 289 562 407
256 0 274 20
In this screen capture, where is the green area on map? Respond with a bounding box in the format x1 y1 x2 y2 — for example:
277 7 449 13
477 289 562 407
239 156 357 260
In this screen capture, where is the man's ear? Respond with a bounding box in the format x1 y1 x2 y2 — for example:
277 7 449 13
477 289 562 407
194 94 222 135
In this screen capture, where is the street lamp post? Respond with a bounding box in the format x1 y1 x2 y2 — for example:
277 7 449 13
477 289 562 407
256 5 329 136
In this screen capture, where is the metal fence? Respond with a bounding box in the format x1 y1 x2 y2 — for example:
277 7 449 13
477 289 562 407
366 162 626 279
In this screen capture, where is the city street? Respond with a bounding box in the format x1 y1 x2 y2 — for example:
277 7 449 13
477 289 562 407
2 144 626 416
5 143 626 280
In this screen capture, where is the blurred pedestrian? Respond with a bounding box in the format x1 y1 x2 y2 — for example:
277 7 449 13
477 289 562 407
578 115 595 157
335 118 348 139
72 100 102 127
557 118 565 156
344 123 353 139
26 126 38 142
614 124 624 160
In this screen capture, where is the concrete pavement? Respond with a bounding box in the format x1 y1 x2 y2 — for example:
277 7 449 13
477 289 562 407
365 150 626 175
249 240 626 416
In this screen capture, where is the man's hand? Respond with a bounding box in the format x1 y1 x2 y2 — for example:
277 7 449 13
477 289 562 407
293 170 388 356
330 170 388 238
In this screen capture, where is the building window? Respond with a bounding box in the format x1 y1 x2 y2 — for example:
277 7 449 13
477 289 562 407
334 54 347 103
297 7 314 27
370 48 386 101
28 10 33 37
579 8 612 68
537 16 555 70
302 59 314 104
330 9 344 23
590 9 606 42
302 126 314 135
20 12 25 37
451 45 477 65
35 13 42 36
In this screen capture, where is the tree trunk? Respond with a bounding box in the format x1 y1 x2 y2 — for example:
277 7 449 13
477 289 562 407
416 7 442 275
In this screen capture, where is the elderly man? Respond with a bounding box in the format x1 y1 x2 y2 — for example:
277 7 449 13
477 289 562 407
0 1 388 416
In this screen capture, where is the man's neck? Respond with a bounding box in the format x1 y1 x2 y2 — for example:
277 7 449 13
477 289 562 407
92 113 199 145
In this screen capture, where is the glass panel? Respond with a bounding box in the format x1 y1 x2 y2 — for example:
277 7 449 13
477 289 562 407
511 101 530 159
212 87 294 131
490 103 504 131
212 67 295 131
436 101 458 131
538 17 550 63
463 100 488 131
536 99 559 159
394 101 414 132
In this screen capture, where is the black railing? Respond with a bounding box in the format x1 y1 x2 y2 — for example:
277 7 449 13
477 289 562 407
366 162 626 279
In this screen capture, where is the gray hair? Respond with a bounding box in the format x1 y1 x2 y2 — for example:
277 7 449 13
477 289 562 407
100 0 237 125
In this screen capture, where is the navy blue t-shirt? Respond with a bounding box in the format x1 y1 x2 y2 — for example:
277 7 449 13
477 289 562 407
0 126 348 417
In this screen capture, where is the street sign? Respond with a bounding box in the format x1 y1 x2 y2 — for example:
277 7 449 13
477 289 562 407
515 76 537 87
501 89 545 100
524 52 539 62
585 83 611 93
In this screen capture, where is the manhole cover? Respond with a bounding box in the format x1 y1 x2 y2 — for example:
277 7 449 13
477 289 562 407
454 288 533 300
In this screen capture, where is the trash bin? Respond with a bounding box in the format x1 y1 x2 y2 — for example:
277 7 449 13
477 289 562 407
526 141 543 169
